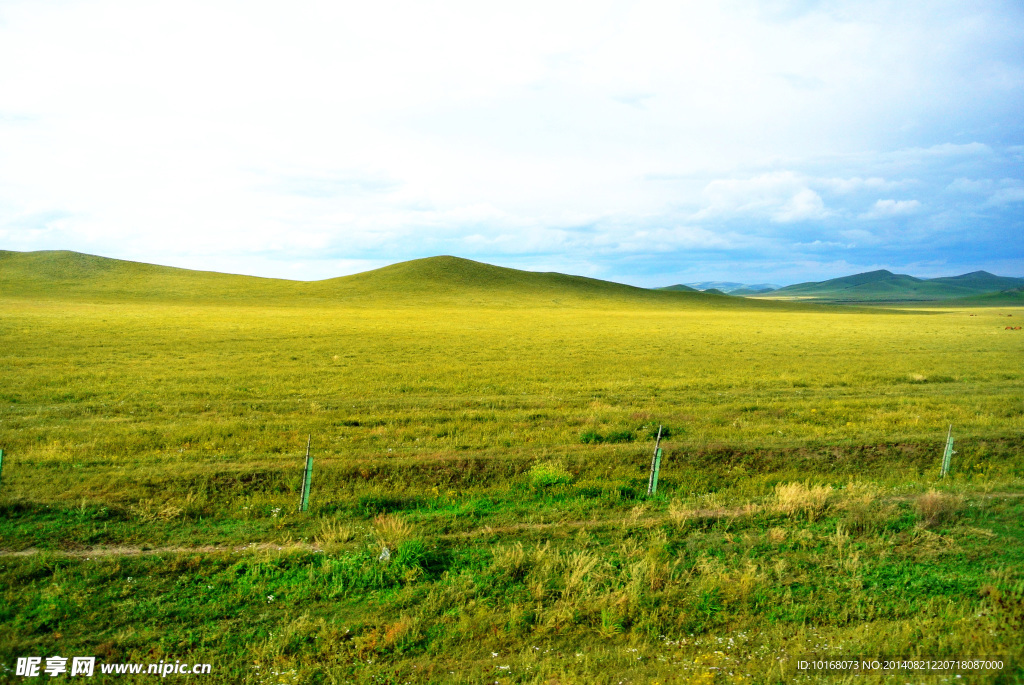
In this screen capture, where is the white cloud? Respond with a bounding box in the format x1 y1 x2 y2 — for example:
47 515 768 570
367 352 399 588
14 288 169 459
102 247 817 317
945 177 1024 206
895 142 994 159
694 172 829 223
792 239 853 250
860 199 922 219
984 184 1024 206
774 188 829 222
946 177 995 193
817 176 908 194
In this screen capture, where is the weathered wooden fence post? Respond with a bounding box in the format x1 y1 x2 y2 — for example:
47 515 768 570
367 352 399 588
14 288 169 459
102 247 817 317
299 435 313 512
647 425 664 497
940 425 955 478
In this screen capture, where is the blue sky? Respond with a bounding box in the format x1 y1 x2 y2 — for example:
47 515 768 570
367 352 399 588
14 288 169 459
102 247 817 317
0 0 1022 286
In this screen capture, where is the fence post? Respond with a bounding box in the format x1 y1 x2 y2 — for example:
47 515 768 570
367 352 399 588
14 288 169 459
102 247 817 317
647 426 663 497
650 448 663 496
299 436 313 512
940 425 955 478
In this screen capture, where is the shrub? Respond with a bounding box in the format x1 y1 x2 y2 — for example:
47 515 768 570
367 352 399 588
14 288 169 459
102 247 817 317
579 430 604 444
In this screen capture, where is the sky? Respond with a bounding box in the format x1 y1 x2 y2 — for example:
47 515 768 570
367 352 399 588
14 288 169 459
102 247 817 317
1 0 1022 287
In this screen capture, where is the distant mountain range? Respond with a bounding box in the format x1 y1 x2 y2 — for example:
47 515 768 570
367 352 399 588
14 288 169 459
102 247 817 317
661 281 782 294
743 269 1024 303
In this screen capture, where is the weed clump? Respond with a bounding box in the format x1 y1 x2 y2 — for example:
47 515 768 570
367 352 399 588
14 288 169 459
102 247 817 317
579 428 637 443
605 429 636 443
529 460 573 488
915 489 962 528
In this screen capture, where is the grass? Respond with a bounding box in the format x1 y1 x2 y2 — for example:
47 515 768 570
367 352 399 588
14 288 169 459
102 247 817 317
0 251 1023 682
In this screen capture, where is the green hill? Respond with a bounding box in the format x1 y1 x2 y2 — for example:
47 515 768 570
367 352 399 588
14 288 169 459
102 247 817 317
946 286 1024 306
0 250 815 310
760 269 1024 303
927 271 1024 292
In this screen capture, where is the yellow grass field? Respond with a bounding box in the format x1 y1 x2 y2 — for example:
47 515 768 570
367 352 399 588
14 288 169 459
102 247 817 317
1 254 1023 683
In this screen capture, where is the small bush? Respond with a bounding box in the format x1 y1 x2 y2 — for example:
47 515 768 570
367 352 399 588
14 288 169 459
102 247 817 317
579 430 604 444
915 489 962 528
529 460 573 488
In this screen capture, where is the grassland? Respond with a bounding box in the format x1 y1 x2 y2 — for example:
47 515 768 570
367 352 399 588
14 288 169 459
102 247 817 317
1 251 1023 683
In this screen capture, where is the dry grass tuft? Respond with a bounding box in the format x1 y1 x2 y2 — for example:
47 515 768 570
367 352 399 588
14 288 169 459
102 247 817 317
372 513 415 549
130 498 183 523
492 542 530 582
774 481 832 521
668 498 694 529
838 481 895 533
915 489 962 528
625 503 649 527
314 519 358 547
562 551 601 598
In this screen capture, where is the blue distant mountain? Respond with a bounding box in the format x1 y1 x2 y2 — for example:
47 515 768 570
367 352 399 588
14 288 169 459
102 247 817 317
751 270 1024 302
658 281 781 294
